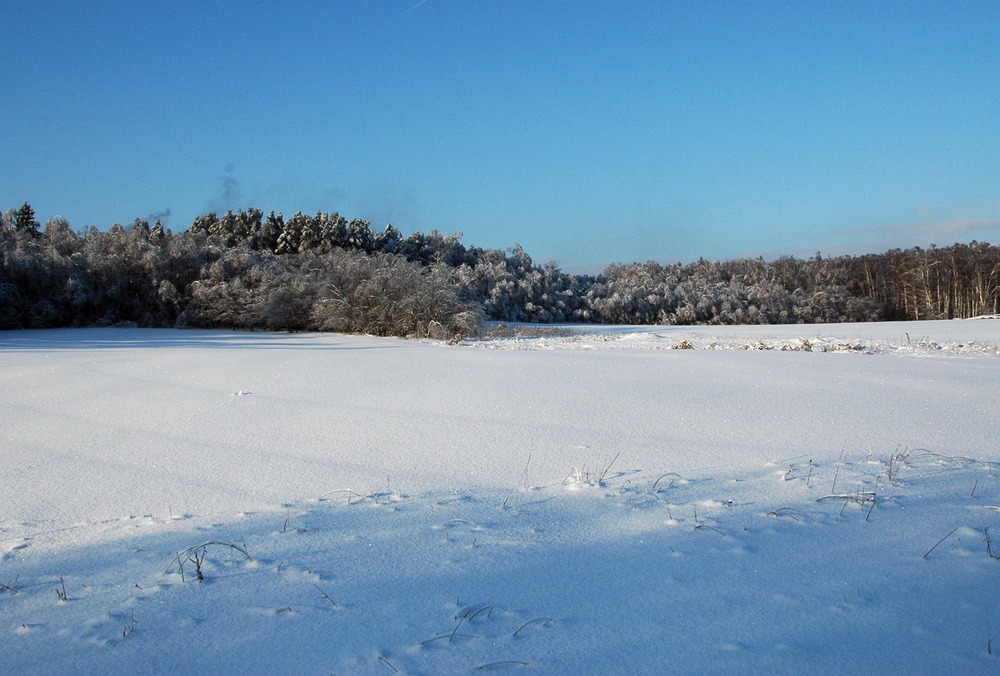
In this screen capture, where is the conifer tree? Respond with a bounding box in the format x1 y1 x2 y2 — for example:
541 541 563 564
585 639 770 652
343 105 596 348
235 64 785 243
14 202 40 238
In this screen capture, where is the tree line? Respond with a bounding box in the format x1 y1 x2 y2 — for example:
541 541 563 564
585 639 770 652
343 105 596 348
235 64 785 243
2 202 998 336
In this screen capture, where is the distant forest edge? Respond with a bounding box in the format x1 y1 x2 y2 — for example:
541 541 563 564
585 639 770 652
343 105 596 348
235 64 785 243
2 202 999 338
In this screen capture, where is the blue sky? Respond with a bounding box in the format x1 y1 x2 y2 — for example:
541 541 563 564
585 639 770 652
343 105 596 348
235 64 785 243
3 1 998 270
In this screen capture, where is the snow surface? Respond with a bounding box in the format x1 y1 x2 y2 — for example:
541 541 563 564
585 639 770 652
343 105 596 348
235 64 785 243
2 320 999 674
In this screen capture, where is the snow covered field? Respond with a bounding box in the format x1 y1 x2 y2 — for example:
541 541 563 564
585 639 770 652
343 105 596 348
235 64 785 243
2 320 999 674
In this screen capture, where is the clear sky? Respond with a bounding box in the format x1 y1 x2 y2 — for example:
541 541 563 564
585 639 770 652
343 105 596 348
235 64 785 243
3 1 999 270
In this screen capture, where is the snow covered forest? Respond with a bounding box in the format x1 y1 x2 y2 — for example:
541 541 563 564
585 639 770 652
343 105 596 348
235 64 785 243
3 202 999 335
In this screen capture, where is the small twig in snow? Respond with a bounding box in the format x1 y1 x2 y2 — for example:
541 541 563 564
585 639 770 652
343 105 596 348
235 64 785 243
695 524 725 536
924 527 959 559
477 660 531 670
55 576 68 602
512 617 555 638
986 527 1000 560
597 452 621 485
0 575 19 595
314 584 339 608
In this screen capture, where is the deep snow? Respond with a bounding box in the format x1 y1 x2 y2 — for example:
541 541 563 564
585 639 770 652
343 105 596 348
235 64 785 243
1 321 999 673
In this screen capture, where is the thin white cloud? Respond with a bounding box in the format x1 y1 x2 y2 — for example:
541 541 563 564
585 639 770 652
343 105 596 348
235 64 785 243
821 216 1000 255
395 0 430 20
724 211 1000 264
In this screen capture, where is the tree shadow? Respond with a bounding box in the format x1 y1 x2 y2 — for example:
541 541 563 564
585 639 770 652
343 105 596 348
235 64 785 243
0 328 402 352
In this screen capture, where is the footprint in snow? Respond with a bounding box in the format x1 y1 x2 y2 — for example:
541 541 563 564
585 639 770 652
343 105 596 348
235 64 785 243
2 539 29 560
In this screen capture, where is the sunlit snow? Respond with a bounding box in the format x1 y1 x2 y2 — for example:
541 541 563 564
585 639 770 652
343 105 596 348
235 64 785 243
2 321 999 673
